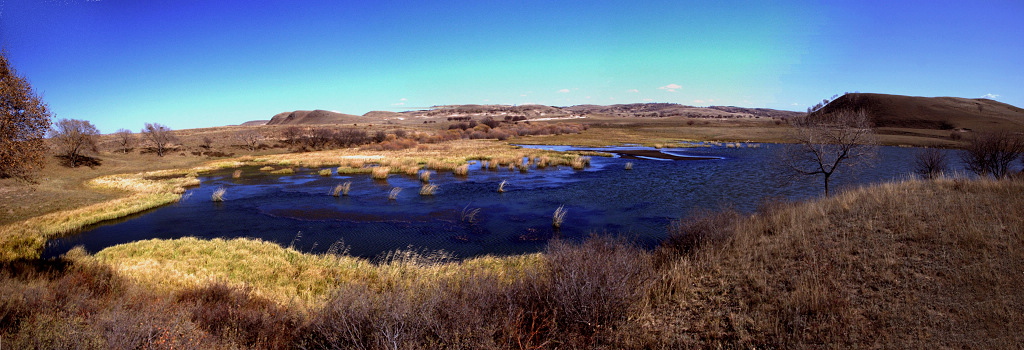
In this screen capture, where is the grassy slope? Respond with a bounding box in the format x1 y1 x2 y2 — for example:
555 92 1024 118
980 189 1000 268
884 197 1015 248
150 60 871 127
641 177 1024 348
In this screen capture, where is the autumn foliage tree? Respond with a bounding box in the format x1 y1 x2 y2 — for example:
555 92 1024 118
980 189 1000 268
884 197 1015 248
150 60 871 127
50 118 100 167
1 50 52 179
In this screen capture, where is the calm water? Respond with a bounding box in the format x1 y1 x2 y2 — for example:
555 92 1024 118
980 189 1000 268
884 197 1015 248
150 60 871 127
44 144 964 260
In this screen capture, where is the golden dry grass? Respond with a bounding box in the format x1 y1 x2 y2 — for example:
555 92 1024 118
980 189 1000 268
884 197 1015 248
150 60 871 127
639 176 1024 348
91 237 543 306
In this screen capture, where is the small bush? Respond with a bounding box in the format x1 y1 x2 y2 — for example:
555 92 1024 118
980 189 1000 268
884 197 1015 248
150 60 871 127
660 208 740 258
176 281 305 349
914 148 948 180
318 168 332 176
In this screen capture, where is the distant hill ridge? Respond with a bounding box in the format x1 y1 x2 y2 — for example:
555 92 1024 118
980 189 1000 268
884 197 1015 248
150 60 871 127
266 110 371 125
814 93 1024 131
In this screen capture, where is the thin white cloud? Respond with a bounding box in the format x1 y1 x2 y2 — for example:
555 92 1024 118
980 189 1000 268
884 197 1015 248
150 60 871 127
693 99 705 104
981 93 1000 99
791 102 799 106
400 98 407 101
520 94 527 97
557 88 571 93
391 102 405 106
643 98 653 102
658 84 682 92
627 89 640 93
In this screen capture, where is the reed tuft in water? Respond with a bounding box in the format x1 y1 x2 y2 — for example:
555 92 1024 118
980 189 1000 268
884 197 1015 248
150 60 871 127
453 164 469 177
232 169 242 178
625 162 633 170
388 187 402 200
212 187 226 202
419 184 437 196
498 179 507 193
419 170 431 183
553 204 567 228
318 169 332 176
461 205 481 223
332 182 351 197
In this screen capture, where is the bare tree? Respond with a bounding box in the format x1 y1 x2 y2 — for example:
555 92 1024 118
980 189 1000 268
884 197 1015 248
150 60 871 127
1 50 52 179
141 123 177 157
784 108 876 197
961 131 1024 179
235 129 262 151
914 148 949 180
50 118 100 167
114 128 134 154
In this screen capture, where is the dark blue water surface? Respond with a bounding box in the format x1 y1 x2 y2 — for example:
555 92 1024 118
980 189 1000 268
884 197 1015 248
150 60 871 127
43 144 965 260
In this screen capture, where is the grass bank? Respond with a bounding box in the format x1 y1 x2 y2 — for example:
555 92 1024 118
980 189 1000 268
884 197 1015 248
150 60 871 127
1 176 1017 348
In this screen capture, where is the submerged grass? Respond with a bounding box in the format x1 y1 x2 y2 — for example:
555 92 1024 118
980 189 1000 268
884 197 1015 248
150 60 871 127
332 182 351 197
419 184 438 196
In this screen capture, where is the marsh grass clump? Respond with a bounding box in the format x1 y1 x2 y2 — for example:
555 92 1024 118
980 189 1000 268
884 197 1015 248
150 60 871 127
461 206 481 223
258 166 274 171
453 164 469 177
419 170 431 183
332 182 351 197
570 156 591 170
318 168 332 176
553 205 567 228
270 168 294 175
388 187 402 200
419 184 437 196
371 166 390 180
498 179 507 193
211 187 226 202
232 169 242 178
625 162 633 170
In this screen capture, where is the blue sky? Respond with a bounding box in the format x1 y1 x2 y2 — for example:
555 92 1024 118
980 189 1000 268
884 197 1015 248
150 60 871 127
2 0 1022 133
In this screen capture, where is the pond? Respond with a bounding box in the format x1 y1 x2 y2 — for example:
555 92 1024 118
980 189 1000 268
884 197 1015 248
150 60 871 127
44 144 965 260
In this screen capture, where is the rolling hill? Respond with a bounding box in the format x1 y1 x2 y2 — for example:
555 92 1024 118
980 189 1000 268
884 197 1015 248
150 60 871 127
266 110 373 125
813 93 1024 132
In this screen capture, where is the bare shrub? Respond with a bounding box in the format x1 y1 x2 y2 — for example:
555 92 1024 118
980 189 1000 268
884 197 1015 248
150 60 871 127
235 129 262 151
961 131 1024 179
114 128 134 154
141 123 177 157
543 236 655 338
50 118 100 167
914 147 949 179
176 281 304 349
1 51 53 179
659 208 740 259
784 108 876 196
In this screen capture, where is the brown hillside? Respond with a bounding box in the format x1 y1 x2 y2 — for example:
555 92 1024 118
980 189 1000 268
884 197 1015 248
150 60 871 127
266 110 372 125
815 93 1024 132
